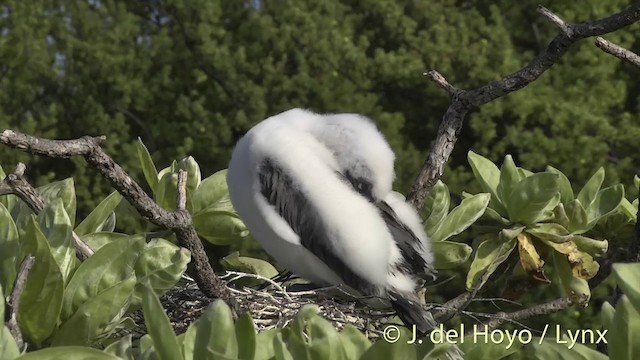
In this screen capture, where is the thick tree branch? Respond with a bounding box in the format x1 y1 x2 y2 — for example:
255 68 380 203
5 254 35 350
407 2 640 209
0 130 240 315
0 163 94 260
595 36 640 68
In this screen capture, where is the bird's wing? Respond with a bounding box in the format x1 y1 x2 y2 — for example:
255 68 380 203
376 200 434 278
257 157 379 295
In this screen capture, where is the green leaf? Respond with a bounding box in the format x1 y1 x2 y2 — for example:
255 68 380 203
82 232 130 252
432 241 472 269
104 334 134 360
62 235 144 321
497 155 519 204
18 217 64 344
431 193 489 242
468 151 507 216
75 191 122 236
601 301 615 330
192 169 230 214
550 251 590 302
565 200 589 234
458 334 520 359
37 178 77 226
619 198 637 222
194 300 238 360
51 277 136 346
587 185 624 223
177 156 202 195
422 181 450 237
131 238 190 307
193 207 250 245
609 295 640 360
236 312 257 360
546 166 574 204
142 282 184 360
15 346 120 359
38 198 77 284
155 171 179 210
273 333 295 360
307 315 347 360
505 173 559 225
0 203 19 292
221 252 278 280
137 138 159 192
0 284 19 360
577 167 604 209
255 328 279 360
525 223 571 243
181 319 197 360
612 263 640 313
528 337 607 360
573 235 608 256
358 330 416 360
339 325 371 360
466 229 520 290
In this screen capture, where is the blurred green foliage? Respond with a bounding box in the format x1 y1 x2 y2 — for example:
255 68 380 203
1 0 637 220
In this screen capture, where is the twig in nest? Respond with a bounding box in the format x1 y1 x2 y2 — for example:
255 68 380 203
5 254 35 350
0 163 93 260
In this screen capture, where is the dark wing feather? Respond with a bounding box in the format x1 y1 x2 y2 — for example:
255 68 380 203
258 158 378 295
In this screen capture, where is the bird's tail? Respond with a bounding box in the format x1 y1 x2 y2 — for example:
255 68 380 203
389 291 464 360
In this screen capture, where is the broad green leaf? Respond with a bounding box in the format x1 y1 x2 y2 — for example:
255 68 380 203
38 198 76 284
62 236 144 321
619 198 637 221
431 193 490 242
553 203 570 229
468 151 508 216
497 155 519 204
37 178 77 226
358 329 416 360
573 235 608 256
466 230 519 290
565 199 589 234
1 326 20 360
18 217 64 344
194 300 238 360
0 284 19 360
82 232 130 252
193 208 250 245
307 315 347 360
458 334 520 359
221 252 278 280
104 334 134 360
612 263 640 313
609 295 640 360
192 169 230 214
255 328 279 360
339 325 370 360
505 173 559 225
422 181 450 237
75 191 122 236
587 185 624 222
155 171 179 210
137 138 159 192
236 313 257 360
131 238 190 307
181 319 198 360
0 203 19 292
577 167 604 209
546 166 574 204
550 251 590 301
15 347 120 360
432 241 472 269
525 223 571 243
51 277 136 346
528 337 607 360
273 333 295 360
518 167 534 178
142 283 184 360
601 301 615 330
177 156 202 195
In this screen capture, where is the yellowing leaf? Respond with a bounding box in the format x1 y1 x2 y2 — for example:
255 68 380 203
516 233 548 283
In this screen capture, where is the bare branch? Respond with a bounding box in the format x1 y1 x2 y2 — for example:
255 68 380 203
475 296 582 332
595 36 640 68
0 163 94 260
177 169 188 211
407 2 640 209
0 130 240 315
6 254 35 350
424 70 459 96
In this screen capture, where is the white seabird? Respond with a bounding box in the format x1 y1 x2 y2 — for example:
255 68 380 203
226 108 437 333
